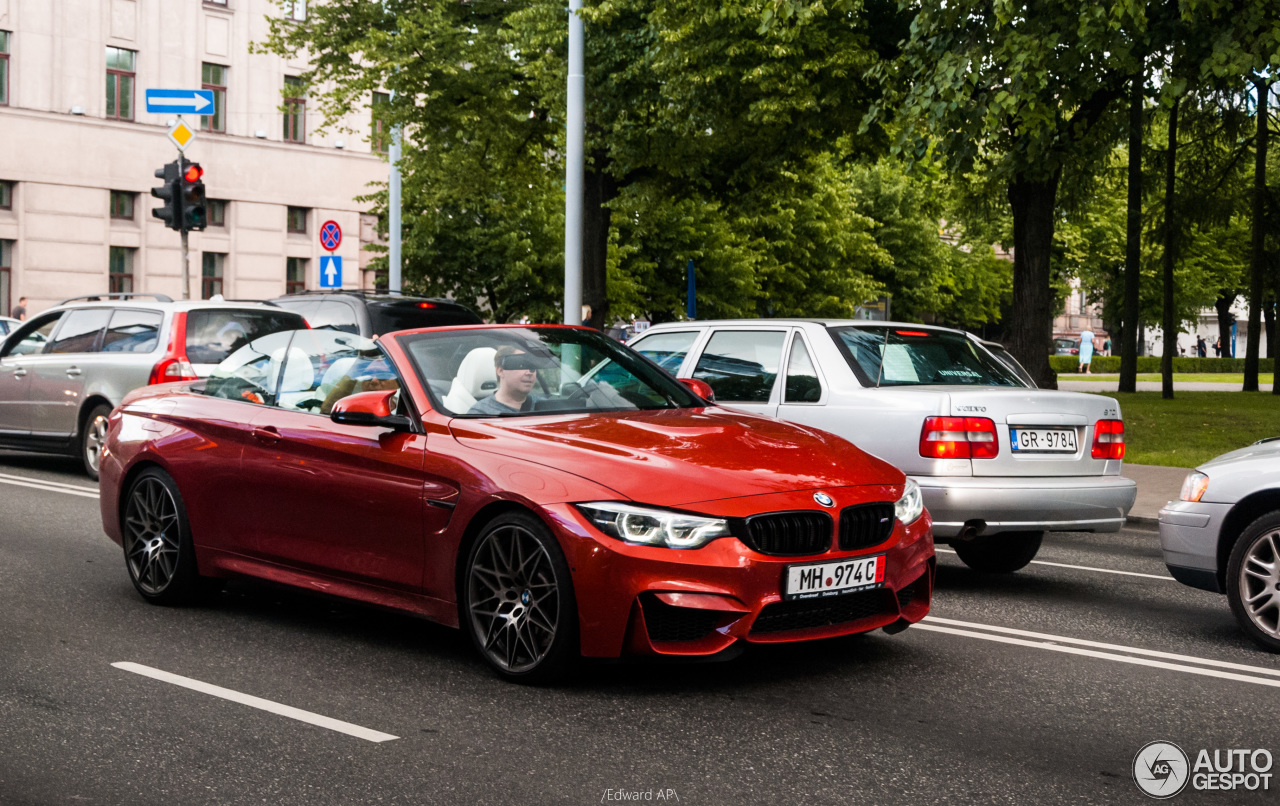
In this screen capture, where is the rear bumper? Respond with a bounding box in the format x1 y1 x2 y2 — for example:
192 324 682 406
1158 500 1232 592
916 474 1137 537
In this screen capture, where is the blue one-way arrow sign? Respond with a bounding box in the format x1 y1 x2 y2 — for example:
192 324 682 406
145 89 216 115
319 255 343 288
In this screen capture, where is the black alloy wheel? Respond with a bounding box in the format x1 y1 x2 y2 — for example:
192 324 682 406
952 531 1044 574
121 468 206 605
463 512 578 683
1227 512 1280 652
81 403 112 481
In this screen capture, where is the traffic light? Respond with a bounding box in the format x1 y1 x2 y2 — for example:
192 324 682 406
180 161 207 231
150 160 181 231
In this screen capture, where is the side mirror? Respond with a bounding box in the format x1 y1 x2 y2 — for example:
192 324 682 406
680 378 716 403
330 390 413 431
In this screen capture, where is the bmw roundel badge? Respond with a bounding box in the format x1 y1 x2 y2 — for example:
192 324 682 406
813 492 835 508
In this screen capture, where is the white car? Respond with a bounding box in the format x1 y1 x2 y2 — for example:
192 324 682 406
628 319 1137 572
1159 438 1280 651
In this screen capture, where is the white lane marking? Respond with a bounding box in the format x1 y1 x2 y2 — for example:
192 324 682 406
935 546 1173 580
923 616 1280 678
914 623 1280 690
0 472 100 499
111 662 399 743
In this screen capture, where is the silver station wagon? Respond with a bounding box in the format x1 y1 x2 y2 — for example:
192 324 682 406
629 319 1137 573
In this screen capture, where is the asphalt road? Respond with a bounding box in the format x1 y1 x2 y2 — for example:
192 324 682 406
2 451 1278 805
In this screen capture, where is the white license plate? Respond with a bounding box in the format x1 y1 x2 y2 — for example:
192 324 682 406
1010 427 1078 453
784 555 884 600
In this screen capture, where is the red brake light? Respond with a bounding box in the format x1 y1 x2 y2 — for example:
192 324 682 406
417 302 436 309
148 311 198 385
920 416 999 459
894 330 930 337
1091 419 1125 460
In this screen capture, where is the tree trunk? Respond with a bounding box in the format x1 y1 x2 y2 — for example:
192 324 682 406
1244 78 1269 392
1214 293 1236 358
1007 172 1062 389
582 154 617 331
1161 97 1180 400
1120 67 1145 393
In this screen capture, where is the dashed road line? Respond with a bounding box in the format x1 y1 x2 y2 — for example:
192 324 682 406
112 662 399 743
935 546 1173 580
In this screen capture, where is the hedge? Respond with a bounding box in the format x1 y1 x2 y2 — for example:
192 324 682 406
1048 355 1265 374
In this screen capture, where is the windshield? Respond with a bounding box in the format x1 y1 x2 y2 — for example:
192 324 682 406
398 327 702 417
830 326 1025 388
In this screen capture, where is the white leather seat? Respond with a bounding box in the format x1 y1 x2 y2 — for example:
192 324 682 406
271 346 318 409
442 347 497 413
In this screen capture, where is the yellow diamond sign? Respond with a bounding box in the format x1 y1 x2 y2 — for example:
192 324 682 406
167 120 196 152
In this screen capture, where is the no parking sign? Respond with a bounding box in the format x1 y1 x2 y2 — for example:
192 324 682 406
319 220 342 252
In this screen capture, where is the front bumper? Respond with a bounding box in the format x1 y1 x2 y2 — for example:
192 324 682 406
917 474 1137 537
1158 499 1232 592
541 488 935 659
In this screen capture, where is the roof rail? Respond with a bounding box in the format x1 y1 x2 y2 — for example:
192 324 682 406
204 298 281 307
58 292 174 306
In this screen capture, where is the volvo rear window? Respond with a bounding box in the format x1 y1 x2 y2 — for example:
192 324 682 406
830 326 1024 387
185 309 306 365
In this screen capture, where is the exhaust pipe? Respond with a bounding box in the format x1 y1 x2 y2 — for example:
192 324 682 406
954 520 987 541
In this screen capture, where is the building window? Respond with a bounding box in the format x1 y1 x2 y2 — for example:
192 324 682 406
288 1 307 21
106 47 136 121
201 63 227 132
286 257 306 293
204 0 228 6
0 180 12 210
0 241 11 317
287 206 308 234
202 253 225 300
283 77 305 143
0 31 10 107
371 92 390 154
109 247 135 293
208 199 227 227
109 191 135 220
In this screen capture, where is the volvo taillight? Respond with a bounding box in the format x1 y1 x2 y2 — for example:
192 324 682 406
919 416 999 459
148 312 198 385
1091 419 1126 460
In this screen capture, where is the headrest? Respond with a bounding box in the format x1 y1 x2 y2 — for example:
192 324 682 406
456 347 498 398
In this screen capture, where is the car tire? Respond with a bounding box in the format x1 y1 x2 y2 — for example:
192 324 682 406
1226 511 1280 653
121 467 209 606
80 403 112 481
952 531 1044 574
462 511 579 684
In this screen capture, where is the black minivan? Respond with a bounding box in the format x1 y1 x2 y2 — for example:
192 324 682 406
272 291 482 337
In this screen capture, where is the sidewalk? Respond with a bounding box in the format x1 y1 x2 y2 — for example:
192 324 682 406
1123 463 1192 527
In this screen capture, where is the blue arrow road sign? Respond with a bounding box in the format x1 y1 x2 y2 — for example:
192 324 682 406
319 255 343 289
145 89 216 115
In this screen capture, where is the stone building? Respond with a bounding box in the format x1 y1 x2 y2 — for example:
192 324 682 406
0 0 388 318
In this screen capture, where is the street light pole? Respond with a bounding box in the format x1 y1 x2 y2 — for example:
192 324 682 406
563 0 584 325
384 0 402 294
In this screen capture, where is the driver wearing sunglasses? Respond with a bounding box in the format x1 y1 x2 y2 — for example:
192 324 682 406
467 344 542 415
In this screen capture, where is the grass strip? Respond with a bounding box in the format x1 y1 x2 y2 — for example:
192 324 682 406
1094 392 1280 468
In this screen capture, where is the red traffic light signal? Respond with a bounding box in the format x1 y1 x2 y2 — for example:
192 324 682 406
183 164 204 183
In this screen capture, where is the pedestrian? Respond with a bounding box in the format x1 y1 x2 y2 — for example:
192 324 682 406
10 296 27 321
1103 336 1112 357
1214 336 1222 357
1197 335 1207 358
1077 328 1095 374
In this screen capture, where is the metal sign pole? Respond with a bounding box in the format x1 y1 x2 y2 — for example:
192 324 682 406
564 0 584 325
176 125 190 300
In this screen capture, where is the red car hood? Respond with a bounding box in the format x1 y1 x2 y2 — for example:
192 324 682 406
449 408 903 506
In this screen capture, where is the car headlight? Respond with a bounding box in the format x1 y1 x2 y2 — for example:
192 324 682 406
577 502 730 549
1180 471 1210 502
895 478 924 525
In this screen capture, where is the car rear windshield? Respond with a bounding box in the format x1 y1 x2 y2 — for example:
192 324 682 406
368 300 481 335
830 326 1025 387
185 309 307 365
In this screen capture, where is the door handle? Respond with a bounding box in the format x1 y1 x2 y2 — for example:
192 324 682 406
12 367 26 378
252 426 283 443
65 367 83 377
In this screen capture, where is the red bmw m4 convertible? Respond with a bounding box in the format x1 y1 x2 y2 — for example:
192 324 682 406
99 325 934 681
